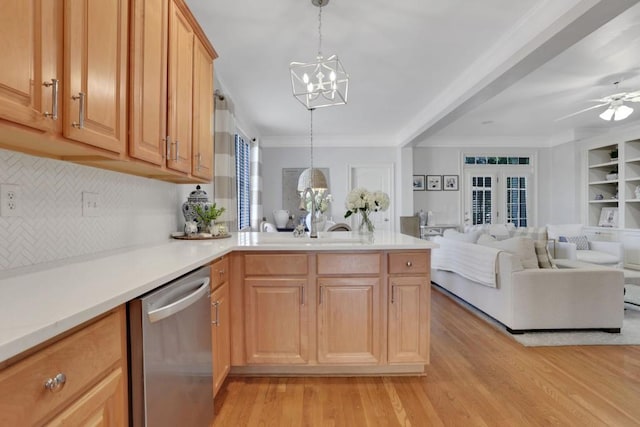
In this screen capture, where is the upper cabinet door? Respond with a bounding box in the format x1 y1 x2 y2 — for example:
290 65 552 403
167 0 193 174
129 0 167 166
0 0 62 133
191 38 214 180
64 0 128 154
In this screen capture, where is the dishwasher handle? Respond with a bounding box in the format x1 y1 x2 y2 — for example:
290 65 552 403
148 278 210 323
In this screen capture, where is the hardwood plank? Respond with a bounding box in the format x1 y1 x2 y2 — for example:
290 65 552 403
213 286 640 426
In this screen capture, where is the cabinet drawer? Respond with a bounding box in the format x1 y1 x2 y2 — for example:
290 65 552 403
245 253 308 276
211 256 229 289
317 253 381 275
0 308 125 425
388 251 429 274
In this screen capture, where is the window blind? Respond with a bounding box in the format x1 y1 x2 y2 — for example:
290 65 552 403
235 134 250 230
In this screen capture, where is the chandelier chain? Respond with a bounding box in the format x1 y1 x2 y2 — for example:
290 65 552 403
310 109 314 187
317 3 322 57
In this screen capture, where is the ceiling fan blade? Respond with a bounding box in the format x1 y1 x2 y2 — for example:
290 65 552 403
555 103 610 121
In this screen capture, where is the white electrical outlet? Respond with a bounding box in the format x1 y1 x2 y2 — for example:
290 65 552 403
82 192 100 217
1 184 20 217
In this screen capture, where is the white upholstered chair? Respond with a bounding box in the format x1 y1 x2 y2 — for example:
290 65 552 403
547 224 623 267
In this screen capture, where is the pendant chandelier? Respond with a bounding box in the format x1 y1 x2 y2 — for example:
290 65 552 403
290 0 349 110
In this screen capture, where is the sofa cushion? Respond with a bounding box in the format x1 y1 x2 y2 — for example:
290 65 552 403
533 240 556 269
443 229 481 243
477 235 539 269
488 224 511 240
576 250 620 265
560 235 589 250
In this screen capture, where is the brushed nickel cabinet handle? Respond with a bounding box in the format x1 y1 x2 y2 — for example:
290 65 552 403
300 285 305 305
71 92 85 128
211 301 220 326
44 373 66 392
196 153 202 170
43 78 58 120
318 285 323 304
174 140 179 161
391 285 396 304
406 261 413 268
164 136 171 159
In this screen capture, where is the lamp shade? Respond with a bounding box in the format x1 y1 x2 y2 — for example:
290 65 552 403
297 168 328 192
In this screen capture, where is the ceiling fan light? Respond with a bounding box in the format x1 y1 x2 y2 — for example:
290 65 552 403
614 104 634 121
599 107 615 121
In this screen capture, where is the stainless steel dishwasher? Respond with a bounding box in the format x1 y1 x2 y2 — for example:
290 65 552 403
128 265 213 427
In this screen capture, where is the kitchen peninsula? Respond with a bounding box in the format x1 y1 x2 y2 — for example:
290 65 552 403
0 232 434 423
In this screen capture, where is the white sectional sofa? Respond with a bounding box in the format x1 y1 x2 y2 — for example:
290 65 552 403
431 236 624 333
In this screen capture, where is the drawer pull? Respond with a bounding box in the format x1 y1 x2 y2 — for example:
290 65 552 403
44 373 66 392
211 301 220 326
406 261 413 267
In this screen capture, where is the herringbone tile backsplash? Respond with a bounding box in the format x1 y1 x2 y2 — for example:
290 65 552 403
0 149 179 271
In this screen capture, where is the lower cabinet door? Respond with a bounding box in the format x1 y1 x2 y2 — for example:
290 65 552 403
45 368 127 427
211 281 230 396
245 278 308 364
317 277 380 364
388 276 430 364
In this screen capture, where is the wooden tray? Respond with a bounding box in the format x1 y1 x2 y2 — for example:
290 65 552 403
171 233 232 240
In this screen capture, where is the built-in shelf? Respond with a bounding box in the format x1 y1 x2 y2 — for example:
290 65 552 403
589 200 618 204
589 160 619 169
589 180 619 185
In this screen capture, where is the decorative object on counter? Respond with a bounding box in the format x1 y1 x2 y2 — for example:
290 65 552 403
304 191 332 232
344 187 390 234
184 221 198 235
273 210 290 228
426 175 442 191
289 0 349 110
293 224 306 237
443 175 459 191
182 185 212 230
194 203 225 233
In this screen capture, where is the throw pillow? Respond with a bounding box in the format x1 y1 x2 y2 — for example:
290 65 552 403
560 235 589 250
442 229 481 243
533 240 556 269
512 226 548 243
477 236 539 269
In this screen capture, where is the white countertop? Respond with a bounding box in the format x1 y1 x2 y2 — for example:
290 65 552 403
0 231 435 363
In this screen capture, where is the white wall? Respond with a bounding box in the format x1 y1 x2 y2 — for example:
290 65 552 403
261 147 401 228
0 149 180 272
546 140 581 224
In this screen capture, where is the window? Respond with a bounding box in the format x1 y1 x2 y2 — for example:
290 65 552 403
463 154 534 227
235 134 250 230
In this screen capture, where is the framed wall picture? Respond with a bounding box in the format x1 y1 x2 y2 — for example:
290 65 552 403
426 175 442 191
413 175 426 191
598 207 618 228
443 175 459 191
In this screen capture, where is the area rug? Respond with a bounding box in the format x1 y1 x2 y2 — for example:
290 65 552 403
434 284 640 347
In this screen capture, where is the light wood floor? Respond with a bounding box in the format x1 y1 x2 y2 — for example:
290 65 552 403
213 286 640 426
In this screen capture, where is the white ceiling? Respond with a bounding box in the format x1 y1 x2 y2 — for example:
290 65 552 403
186 0 640 148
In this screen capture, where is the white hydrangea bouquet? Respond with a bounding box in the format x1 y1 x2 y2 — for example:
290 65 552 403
344 187 390 233
305 192 333 214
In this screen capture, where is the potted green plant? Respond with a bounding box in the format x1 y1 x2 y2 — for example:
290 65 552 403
194 204 225 233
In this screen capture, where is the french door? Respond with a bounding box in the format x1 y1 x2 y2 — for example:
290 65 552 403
464 169 532 226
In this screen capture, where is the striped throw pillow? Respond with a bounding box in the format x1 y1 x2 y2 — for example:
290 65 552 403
533 240 556 269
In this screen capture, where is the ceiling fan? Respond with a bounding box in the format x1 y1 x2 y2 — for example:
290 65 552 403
556 83 640 122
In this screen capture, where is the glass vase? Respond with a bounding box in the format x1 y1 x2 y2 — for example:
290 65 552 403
358 211 375 235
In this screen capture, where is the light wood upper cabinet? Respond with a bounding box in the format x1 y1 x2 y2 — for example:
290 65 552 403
129 0 168 166
0 0 61 133
166 0 193 174
63 0 128 154
191 37 214 180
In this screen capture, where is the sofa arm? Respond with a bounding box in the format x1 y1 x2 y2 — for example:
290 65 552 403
589 240 623 259
553 241 577 260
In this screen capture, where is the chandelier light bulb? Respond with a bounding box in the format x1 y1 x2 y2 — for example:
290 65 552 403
329 70 336 81
302 73 309 84
307 82 314 92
